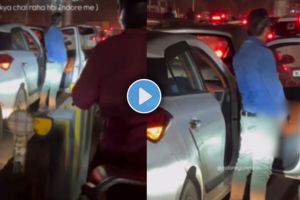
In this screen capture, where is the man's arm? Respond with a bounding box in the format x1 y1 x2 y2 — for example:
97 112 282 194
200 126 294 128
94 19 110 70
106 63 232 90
72 45 103 109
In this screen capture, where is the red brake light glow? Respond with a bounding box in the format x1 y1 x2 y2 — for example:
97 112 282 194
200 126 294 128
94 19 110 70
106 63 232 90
267 32 275 40
147 108 172 143
242 19 248 25
0 54 13 71
282 64 289 71
212 15 221 20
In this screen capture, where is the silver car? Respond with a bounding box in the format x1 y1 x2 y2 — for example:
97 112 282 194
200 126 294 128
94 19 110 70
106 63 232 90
147 32 239 200
0 24 45 134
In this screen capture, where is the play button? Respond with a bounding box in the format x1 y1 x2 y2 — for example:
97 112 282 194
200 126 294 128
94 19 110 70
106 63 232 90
127 79 162 114
139 88 152 105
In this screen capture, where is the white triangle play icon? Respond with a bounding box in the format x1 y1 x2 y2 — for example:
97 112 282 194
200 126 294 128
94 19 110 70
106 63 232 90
139 88 152 105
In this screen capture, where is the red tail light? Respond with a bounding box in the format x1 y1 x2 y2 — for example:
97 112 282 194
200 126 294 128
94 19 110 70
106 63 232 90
282 64 289 72
267 32 275 40
242 19 248 25
212 15 221 21
0 54 13 71
147 108 172 143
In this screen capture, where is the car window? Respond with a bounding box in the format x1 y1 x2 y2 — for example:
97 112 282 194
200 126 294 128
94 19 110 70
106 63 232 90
30 28 45 45
79 27 96 35
191 47 227 93
11 31 27 51
195 35 231 59
0 32 13 50
272 43 300 87
62 28 76 51
22 31 40 52
148 51 204 96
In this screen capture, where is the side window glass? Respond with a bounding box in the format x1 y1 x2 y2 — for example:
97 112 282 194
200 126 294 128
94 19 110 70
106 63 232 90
166 51 203 95
62 28 76 51
11 31 27 51
22 31 40 53
191 48 227 94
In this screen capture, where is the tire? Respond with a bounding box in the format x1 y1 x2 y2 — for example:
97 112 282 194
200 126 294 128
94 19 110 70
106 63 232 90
180 179 201 200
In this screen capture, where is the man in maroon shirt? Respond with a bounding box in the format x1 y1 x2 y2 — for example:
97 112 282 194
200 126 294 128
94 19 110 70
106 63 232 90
72 0 146 175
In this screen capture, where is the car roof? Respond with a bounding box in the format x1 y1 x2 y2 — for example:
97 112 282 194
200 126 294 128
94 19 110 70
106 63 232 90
0 23 29 33
150 20 248 50
277 17 297 22
148 31 209 58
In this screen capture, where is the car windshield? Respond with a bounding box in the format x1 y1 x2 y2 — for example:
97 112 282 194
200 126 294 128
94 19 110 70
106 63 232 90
0 32 13 50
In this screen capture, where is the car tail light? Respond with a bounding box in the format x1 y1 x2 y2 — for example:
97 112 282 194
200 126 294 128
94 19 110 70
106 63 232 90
282 64 289 72
267 32 275 40
147 108 172 143
212 15 221 21
0 54 13 71
214 49 224 58
242 19 248 25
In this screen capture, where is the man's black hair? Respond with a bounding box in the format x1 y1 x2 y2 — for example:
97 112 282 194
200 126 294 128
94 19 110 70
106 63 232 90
51 12 63 26
118 0 146 29
247 8 271 36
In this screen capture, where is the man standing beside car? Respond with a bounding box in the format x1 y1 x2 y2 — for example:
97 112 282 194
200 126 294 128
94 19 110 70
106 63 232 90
39 12 67 111
230 9 287 200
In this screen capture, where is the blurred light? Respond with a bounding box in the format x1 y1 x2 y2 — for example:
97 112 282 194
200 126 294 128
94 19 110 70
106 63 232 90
282 64 289 71
267 32 275 40
147 126 163 141
215 49 224 58
0 54 13 71
212 15 221 20
196 14 201 19
242 19 248 25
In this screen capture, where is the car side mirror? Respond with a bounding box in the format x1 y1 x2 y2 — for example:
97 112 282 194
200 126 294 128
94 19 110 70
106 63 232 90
280 54 295 65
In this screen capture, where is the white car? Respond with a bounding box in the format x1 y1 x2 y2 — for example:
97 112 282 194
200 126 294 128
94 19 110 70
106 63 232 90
0 24 45 135
147 32 239 200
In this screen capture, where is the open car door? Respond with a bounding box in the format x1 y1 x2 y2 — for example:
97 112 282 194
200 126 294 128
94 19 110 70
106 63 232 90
267 37 300 179
61 26 85 89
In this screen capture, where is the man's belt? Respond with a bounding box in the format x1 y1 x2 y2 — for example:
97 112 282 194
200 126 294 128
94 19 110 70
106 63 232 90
241 111 257 117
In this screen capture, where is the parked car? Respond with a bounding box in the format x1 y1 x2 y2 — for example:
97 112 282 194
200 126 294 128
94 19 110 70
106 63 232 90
150 22 248 73
0 24 46 136
147 32 240 200
30 25 99 90
273 16 300 37
147 31 300 199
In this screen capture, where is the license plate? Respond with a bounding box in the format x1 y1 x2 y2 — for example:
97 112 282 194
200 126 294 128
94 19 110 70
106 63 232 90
293 70 300 77
287 23 295 30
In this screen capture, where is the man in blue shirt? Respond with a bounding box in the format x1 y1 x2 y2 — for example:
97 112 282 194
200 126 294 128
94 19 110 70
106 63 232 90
39 12 67 111
230 9 287 200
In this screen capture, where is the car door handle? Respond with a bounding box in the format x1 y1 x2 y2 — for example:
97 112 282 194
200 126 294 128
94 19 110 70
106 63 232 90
190 118 201 129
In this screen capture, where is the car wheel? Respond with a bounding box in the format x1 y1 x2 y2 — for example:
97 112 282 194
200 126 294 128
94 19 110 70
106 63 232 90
180 179 201 200
14 88 27 111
